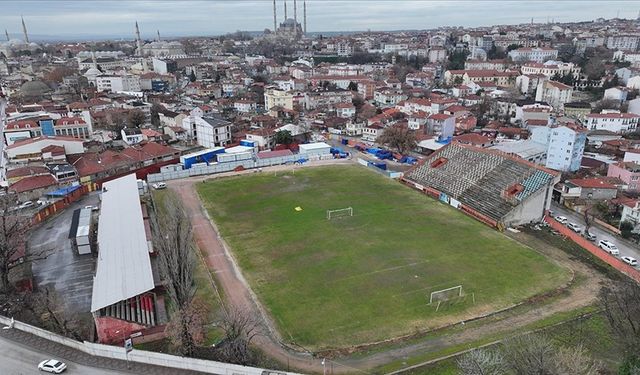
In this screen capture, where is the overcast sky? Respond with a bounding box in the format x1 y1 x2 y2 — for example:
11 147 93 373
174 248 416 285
1 1 637 40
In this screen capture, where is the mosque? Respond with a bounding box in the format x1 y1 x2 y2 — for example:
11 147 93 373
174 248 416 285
0 17 41 58
271 0 307 40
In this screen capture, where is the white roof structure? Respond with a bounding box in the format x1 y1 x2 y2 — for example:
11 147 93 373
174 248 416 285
91 174 154 312
299 142 331 152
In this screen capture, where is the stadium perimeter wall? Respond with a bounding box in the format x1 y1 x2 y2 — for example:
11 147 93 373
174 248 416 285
0 315 299 375
545 216 640 283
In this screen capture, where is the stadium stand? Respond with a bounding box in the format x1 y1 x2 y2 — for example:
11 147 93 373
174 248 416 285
403 142 559 228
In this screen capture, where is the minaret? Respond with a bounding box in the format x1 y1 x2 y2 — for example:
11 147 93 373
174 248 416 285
294 0 298 25
91 50 98 69
5 29 9 42
21 16 29 43
304 0 307 34
157 29 161 41
135 21 149 73
284 0 288 20
273 0 277 31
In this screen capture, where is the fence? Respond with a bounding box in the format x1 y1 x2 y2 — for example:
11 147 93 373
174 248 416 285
0 315 299 375
357 158 404 179
147 153 335 183
545 216 640 283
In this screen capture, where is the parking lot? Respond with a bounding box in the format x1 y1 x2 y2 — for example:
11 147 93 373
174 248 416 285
551 203 640 267
28 193 100 313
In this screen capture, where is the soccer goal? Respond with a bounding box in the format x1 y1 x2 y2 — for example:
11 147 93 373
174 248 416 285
429 285 463 305
327 207 353 220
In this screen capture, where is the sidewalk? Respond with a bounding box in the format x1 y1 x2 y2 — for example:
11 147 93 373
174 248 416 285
0 323 204 374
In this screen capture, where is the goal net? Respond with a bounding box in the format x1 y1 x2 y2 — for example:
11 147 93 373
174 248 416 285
429 285 463 305
327 207 353 220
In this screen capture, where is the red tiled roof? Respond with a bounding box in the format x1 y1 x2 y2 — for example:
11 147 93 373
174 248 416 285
9 175 57 193
454 133 492 145
6 166 50 179
55 117 86 126
429 113 453 121
568 178 616 189
6 136 83 150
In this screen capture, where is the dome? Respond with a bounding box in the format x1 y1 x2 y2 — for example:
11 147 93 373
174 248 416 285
282 18 297 26
19 80 52 97
84 67 101 77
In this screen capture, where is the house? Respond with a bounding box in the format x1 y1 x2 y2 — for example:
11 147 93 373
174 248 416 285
585 112 640 134
408 112 428 130
426 114 455 140
6 136 84 162
245 128 277 149
182 115 232 148
560 178 618 200
620 199 640 232
362 123 384 142
374 88 407 108
163 126 188 142
141 128 163 142
335 103 356 118
234 99 257 113
534 81 573 110
9 174 58 201
604 87 630 103
121 128 144 145
608 162 640 192
508 47 558 63
264 88 294 111
454 133 494 148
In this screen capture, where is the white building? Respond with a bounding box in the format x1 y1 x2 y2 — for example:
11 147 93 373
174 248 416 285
5 136 84 161
182 115 232 148
530 125 587 172
535 80 573 110
335 103 356 118
606 35 640 51
96 74 141 93
508 47 558 63
520 61 581 78
121 128 144 145
585 112 640 134
604 87 630 103
264 88 294 111
233 99 257 113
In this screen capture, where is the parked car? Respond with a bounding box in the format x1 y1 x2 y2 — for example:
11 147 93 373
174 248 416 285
38 359 67 373
554 215 568 224
599 239 620 256
84 205 99 211
584 232 597 241
548 210 555 217
152 182 167 190
19 201 34 209
567 223 582 233
621 256 638 267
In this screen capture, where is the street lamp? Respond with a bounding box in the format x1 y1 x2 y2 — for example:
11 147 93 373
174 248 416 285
322 358 326 375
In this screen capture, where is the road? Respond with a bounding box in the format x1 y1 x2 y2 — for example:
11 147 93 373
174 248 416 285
551 203 640 262
0 329 125 375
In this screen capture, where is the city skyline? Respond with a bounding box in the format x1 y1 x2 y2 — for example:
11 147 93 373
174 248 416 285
1 0 638 41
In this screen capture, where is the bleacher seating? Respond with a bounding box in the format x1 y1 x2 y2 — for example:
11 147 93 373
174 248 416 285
405 143 556 223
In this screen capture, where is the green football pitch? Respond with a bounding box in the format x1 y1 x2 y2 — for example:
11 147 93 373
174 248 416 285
197 165 569 349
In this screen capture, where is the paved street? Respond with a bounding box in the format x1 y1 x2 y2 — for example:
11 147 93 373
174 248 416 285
551 203 640 262
0 323 204 374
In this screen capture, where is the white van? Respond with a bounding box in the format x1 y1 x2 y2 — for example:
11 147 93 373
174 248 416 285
554 215 568 224
598 239 619 256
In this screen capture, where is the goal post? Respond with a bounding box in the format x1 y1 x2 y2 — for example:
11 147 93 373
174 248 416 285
429 285 463 305
327 207 353 220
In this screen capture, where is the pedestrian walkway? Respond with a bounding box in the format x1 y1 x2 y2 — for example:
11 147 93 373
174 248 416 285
0 323 204 374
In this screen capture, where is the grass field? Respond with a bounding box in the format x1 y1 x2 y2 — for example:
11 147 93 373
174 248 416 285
197 165 570 349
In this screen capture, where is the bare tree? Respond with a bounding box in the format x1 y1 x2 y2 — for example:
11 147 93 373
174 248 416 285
583 206 594 235
554 345 601 375
214 307 262 366
0 198 31 294
457 348 506 375
127 109 146 128
600 281 640 355
377 125 417 155
502 334 557 375
151 193 198 355
165 297 209 356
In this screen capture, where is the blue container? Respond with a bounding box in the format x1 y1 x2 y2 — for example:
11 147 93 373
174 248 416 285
341 139 348 145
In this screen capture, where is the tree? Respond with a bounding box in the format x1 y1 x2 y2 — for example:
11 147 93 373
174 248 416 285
0 199 32 294
165 297 208 355
599 281 640 360
621 221 635 239
554 346 601 375
274 129 293 145
447 50 470 70
457 348 506 375
189 70 197 82
502 334 557 375
151 194 198 356
127 109 146 128
150 103 164 127
378 126 417 155
347 81 358 91
26 287 92 341
213 307 262 365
